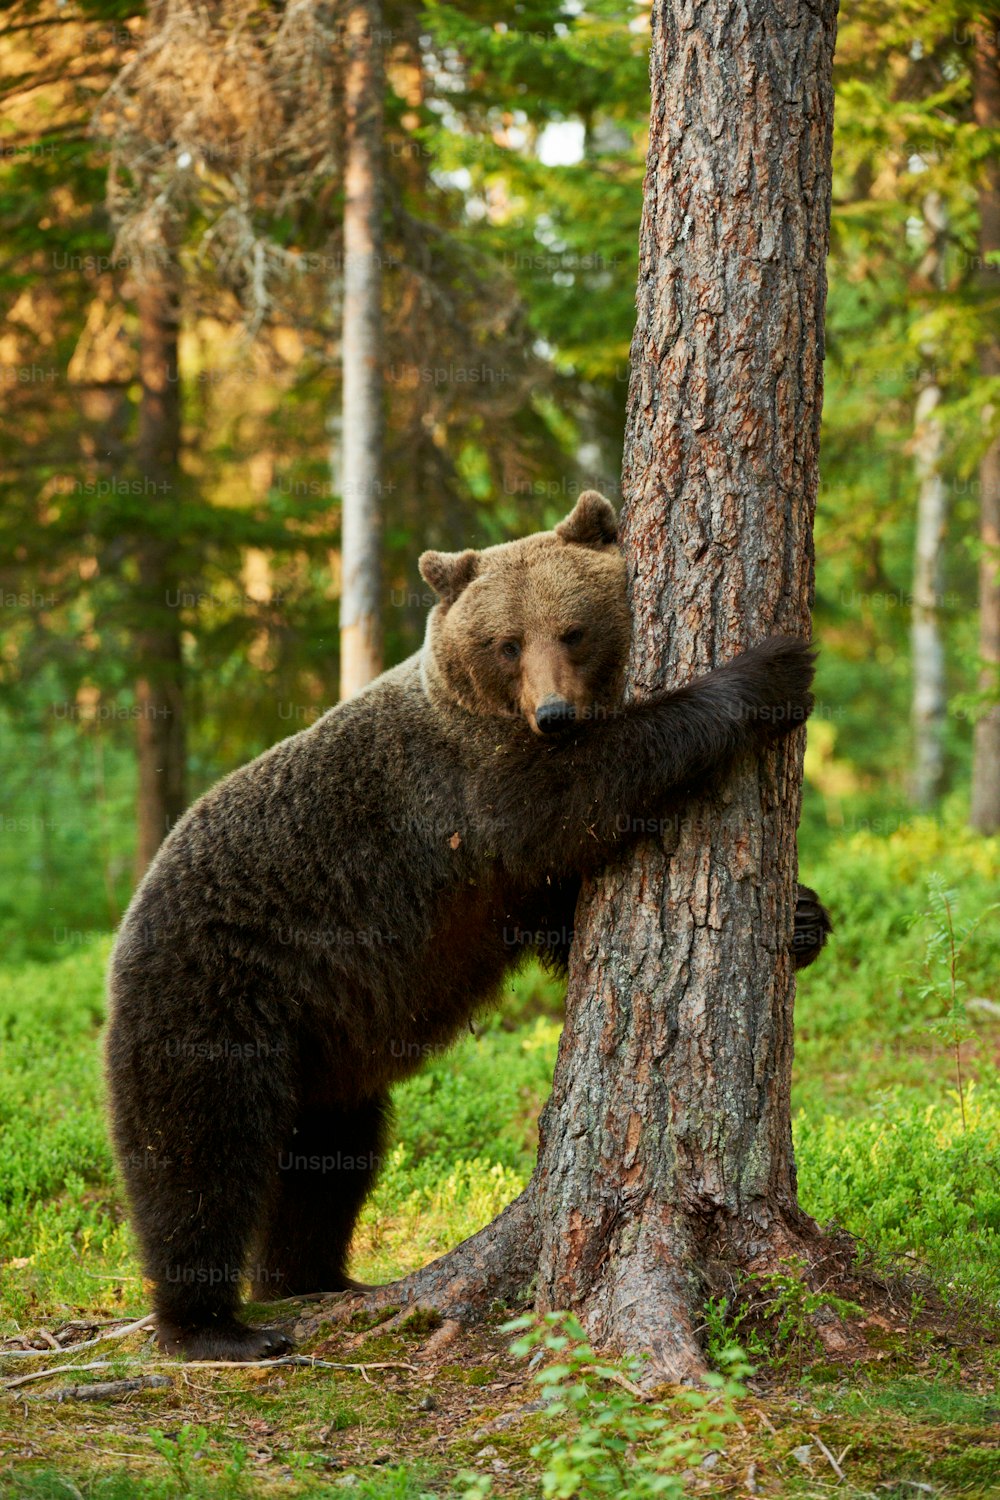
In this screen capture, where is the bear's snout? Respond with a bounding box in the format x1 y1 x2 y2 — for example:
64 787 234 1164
534 695 577 735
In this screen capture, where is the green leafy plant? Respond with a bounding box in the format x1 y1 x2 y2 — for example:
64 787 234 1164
703 1295 769 1368
149 1425 211 1496
704 1260 862 1376
496 1311 750 1499
910 875 998 1130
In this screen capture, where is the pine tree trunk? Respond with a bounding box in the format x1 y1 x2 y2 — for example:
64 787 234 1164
339 0 384 699
531 0 839 1379
971 15 1000 834
302 0 841 1382
133 268 186 882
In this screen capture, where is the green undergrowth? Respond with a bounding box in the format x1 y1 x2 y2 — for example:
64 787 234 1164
1 815 998 1495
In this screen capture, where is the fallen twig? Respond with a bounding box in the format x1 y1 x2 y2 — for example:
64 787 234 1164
175 1355 418 1375
2 1352 416 1391
584 1363 648 1400
0 1315 155 1359
811 1432 846 1482
4 1360 115 1391
23 1375 173 1403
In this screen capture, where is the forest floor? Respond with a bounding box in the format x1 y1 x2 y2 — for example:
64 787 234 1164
1 816 999 1497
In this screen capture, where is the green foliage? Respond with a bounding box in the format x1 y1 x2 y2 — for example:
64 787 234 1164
149 1425 216 1496
792 814 1000 1114
0 820 998 1498
909 874 998 1127
704 1262 863 1376
497 1311 750 1500
0 1465 443 1500
0 937 137 1324
796 1078 1000 1304
821 1373 1000 1427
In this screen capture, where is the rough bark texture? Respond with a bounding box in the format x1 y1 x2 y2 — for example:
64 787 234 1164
531 0 839 1379
301 0 840 1379
971 15 1000 834
339 0 384 700
133 269 186 881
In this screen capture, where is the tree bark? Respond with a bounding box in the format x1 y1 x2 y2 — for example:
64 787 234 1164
338 0 384 699
302 0 841 1384
133 267 186 881
970 14 1000 834
531 0 839 1380
911 193 949 811
911 379 948 809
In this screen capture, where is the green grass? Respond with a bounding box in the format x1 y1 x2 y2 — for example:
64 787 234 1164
0 1465 447 1499
1 814 998 1497
821 1376 1000 1426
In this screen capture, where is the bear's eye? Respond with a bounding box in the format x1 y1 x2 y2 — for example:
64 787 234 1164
499 639 521 662
561 627 585 648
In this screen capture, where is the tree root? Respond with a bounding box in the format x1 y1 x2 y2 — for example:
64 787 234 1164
293 1186 540 1344
290 1193 932 1387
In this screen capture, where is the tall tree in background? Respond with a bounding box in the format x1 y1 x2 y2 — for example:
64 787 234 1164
339 0 384 698
308 0 841 1380
971 10 1000 834
132 248 187 879
911 192 949 811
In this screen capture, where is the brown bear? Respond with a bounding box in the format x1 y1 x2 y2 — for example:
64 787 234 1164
105 491 829 1361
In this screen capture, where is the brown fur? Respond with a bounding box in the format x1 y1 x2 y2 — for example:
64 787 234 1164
105 490 828 1361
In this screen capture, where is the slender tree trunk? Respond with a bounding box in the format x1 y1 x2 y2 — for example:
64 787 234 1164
338 0 384 699
911 381 948 808
911 193 949 810
302 0 841 1383
133 268 186 881
971 14 1000 833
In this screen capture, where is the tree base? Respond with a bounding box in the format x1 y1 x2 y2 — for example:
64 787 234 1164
288 1187 903 1384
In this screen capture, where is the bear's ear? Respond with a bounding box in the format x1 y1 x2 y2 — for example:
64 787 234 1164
419 548 480 605
555 490 618 549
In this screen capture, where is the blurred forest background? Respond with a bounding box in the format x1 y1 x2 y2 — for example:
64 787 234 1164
1 0 998 953
2 6 1000 1493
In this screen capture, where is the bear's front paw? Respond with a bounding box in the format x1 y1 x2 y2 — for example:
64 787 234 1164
157 1317 294 1362
740 636 816 739
792 884 832 970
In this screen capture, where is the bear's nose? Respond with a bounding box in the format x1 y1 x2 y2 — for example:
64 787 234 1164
535 696 577 734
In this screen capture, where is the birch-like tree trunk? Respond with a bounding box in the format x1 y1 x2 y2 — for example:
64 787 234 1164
911 193 949 810
304 0 840 1384
911 384 948 809
133 267 186 881
971 14 1000 834
338 0 384 699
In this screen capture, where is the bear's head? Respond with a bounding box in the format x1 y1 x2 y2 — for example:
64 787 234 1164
419 491 629 735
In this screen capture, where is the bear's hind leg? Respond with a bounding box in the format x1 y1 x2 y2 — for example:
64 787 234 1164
251 1096 390 1301
109 1023 296 1362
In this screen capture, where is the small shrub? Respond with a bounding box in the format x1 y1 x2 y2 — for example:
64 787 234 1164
491 1311 751 1499
704 1259 862 1374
